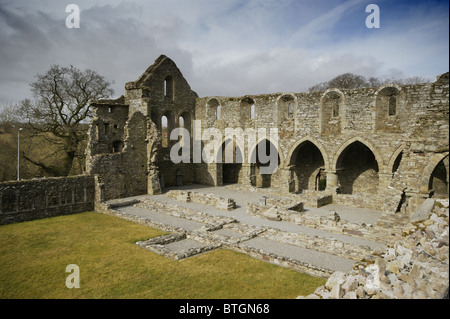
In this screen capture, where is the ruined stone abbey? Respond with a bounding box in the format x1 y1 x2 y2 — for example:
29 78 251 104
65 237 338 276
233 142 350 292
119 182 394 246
85 55 448 215
1 55 448 299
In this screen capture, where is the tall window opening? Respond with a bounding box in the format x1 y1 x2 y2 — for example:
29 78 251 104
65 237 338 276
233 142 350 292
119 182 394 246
332 99 339 117
388 96 397 116
164 75 174 100
288 102 294 118
216 105 221 120
161 115 168 147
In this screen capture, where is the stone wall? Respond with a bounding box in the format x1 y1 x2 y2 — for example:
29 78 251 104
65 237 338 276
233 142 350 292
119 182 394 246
194 72 448 213
86 55 198 201
165 189 236 210
0 175 95 225
85 54 448 216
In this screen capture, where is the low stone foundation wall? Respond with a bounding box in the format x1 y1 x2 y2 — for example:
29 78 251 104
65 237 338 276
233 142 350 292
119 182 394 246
165 190 236 210
297 190 333 208
137 198 236 229
260 228 374 262
0 175 95 225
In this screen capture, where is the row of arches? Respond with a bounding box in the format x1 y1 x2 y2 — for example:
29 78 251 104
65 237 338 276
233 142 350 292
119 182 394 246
205 85 402 130
214 137 448 197
151 109 192 148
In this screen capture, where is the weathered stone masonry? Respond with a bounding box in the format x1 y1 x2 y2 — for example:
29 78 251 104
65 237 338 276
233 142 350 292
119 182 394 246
86 55 448 216
0 175 95 225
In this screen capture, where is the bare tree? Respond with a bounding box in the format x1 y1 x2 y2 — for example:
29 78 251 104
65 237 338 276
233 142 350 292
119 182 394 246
19 65 114 176
0 103 20 133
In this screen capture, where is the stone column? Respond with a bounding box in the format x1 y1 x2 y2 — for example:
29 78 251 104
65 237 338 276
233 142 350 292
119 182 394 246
378 172 393 191
325 169 339 194
280 166 295 193
148 165 162 195
240 163 252 187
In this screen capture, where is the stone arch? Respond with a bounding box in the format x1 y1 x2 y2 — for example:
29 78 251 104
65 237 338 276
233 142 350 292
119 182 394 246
286 138 328 192
217 138 244 184
285 137 330 170
388 144 406 174
177 110 192 134
332 137 385 172
161 109 175 148
249 138 282 188
248 136 285 168
333 137 382 194
420 152 449 196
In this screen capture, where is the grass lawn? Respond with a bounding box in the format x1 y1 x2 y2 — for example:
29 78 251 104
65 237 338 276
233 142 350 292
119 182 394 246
0 212 326 299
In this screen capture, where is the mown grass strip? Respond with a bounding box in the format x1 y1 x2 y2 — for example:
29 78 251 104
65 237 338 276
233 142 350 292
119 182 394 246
0 212 325 299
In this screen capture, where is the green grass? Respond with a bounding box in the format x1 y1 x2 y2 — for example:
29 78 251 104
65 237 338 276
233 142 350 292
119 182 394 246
0 212 326 299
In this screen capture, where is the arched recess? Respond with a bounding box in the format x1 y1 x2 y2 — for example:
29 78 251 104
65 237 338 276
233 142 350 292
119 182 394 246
286 137 330 170
287 140 327 192
249 139 281 188
276 94 296 126
320 89 344 134
248 136 285 168
374 84 403 132
240 97 255 122
218 138 244 184
161 109 175 148
332 137 384 172
333 138 381 195
206 98 220 127
421 153 449 198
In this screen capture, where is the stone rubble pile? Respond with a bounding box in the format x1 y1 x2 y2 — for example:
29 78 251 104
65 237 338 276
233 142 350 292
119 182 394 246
298 199 449 299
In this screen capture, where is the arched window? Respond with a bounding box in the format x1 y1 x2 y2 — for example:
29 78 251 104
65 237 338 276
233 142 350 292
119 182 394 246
388 96 396 116
250 104 255 119
161 115 168 147
164 75 174 100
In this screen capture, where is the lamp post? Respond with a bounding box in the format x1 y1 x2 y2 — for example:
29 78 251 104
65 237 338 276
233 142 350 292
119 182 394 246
17 128 23 181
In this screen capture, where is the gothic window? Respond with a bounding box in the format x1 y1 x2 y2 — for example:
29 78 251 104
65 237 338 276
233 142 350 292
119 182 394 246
161 116 168 147
250 104 255 119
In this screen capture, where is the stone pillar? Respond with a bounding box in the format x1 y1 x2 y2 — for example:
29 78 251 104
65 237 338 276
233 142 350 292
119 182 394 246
148 166 162 195
325 169 339 194
206 163 223 186
378 172 393 191
280 166 295 193
240 163 252 187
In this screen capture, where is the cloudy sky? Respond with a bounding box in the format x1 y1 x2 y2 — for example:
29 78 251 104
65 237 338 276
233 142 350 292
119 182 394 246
0 0 448 107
